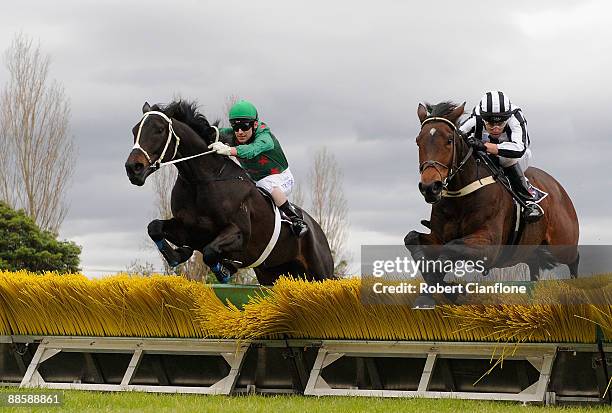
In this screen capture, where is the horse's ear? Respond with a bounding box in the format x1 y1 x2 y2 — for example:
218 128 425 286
142 102 151 113
448 102 465 123
417 103 428 123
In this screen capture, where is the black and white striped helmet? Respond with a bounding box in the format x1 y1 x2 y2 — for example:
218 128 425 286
479 91 512 123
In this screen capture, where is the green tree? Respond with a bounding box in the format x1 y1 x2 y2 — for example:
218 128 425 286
0 201 80 273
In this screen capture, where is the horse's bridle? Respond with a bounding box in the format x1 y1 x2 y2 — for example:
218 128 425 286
132 110 219 170
418 116 473 189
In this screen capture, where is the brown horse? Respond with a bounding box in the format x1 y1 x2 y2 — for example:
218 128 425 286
404 102 579 306
125 100 334 285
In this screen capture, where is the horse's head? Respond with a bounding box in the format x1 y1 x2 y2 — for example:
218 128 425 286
125 102 176 186
415 102 465 204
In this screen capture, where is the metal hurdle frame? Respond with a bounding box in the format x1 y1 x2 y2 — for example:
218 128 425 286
303 340 608 404
2 336 610 404
7 336 248 395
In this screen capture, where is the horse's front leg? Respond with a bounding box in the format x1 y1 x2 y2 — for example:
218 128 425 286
404 230 450 308
404 230 439 261
202 223 245 283
148 218 194 267
439 231 501 273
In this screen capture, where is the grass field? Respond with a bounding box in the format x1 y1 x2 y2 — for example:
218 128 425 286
0 388 608 413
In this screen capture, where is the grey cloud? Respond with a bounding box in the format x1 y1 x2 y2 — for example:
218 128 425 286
1 0 610 274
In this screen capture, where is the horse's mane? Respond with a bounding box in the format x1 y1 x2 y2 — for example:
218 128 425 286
424 101 461 124
155 100 220 143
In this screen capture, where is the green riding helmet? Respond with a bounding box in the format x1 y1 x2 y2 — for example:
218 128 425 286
228 100 258 121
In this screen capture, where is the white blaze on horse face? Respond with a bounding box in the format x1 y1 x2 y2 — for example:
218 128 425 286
430 128 437 136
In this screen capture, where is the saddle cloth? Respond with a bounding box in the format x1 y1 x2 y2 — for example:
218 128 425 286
528 183 548 204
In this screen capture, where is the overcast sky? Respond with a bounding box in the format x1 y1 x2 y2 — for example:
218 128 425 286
1 0 611 276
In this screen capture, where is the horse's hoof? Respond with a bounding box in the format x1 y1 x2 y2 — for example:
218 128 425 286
217 274 231 284
212 263 232 284
412 295 436 310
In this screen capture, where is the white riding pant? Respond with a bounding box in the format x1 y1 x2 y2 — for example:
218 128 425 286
255 168 294 196
499 148 532 172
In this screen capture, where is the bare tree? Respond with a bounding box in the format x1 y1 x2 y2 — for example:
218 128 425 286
308 147 350 276
125 259 156 277
0 33 74 233
152 166 176 222
150 164 175 275
291 180 305 208
222 94 239 127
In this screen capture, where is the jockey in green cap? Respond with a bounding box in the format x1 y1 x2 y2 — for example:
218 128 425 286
209 100 308 237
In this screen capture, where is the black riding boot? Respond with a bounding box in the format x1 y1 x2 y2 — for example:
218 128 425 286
280 201 308 237
503 163 543 222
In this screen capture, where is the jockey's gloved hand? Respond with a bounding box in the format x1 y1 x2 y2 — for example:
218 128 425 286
467 137 487 152
208 141 232 156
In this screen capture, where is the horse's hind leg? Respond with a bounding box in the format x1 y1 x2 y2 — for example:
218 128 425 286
299 242 334 281
254 262 305 286
528 262 540 281
201 223 246 282
568 253 580 279
148 219 194 267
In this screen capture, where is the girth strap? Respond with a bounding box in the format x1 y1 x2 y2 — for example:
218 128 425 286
246 199 282 268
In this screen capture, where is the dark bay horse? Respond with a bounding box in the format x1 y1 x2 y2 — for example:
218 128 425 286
404 102 579 306
125 100 334 285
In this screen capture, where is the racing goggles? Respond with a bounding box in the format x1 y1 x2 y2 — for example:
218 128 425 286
230 120 255 132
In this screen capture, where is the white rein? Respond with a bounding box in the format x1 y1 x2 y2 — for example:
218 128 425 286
132 110 219 169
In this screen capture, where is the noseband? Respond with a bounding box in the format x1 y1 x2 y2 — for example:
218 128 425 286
132 111 220 170
418 116 473 189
